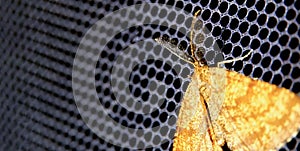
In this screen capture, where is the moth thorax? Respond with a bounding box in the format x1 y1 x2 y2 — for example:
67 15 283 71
195 66 210 83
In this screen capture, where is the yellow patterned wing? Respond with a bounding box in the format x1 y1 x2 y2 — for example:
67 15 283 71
173 67 300 151
219 68 300 150
174 72 222 151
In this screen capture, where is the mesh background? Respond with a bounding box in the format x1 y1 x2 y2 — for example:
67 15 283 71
0 0 299 151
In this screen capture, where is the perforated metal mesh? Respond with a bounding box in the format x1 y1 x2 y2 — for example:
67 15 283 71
0 0 299 151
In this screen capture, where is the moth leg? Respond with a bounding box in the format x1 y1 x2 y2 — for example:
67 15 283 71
217 49 253 68
154 36 195 64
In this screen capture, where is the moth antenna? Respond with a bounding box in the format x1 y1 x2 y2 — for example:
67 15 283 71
190 9 202 64
155 37 195 65
217 49 254 68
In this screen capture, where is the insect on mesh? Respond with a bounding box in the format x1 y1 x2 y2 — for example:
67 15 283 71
0 0 299 150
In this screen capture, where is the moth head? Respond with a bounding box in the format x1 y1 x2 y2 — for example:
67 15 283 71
194 47 207 67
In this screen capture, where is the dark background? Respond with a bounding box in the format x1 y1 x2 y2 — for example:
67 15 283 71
0 0 299 150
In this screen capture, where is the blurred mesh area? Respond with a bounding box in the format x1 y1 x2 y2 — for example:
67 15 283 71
0 0 299 151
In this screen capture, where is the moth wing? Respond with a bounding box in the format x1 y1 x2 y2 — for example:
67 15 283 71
217 69 300 150
174 73 218 151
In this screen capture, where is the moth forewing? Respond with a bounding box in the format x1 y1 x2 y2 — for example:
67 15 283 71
206 67 226 121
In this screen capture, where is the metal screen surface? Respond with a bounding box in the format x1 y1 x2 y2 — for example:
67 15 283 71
0 0 299 150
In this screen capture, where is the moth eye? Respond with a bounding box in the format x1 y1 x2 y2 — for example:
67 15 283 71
195 47 207 65
199 58 207 65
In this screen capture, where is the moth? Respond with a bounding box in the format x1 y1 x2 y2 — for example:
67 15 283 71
155 10 300 151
